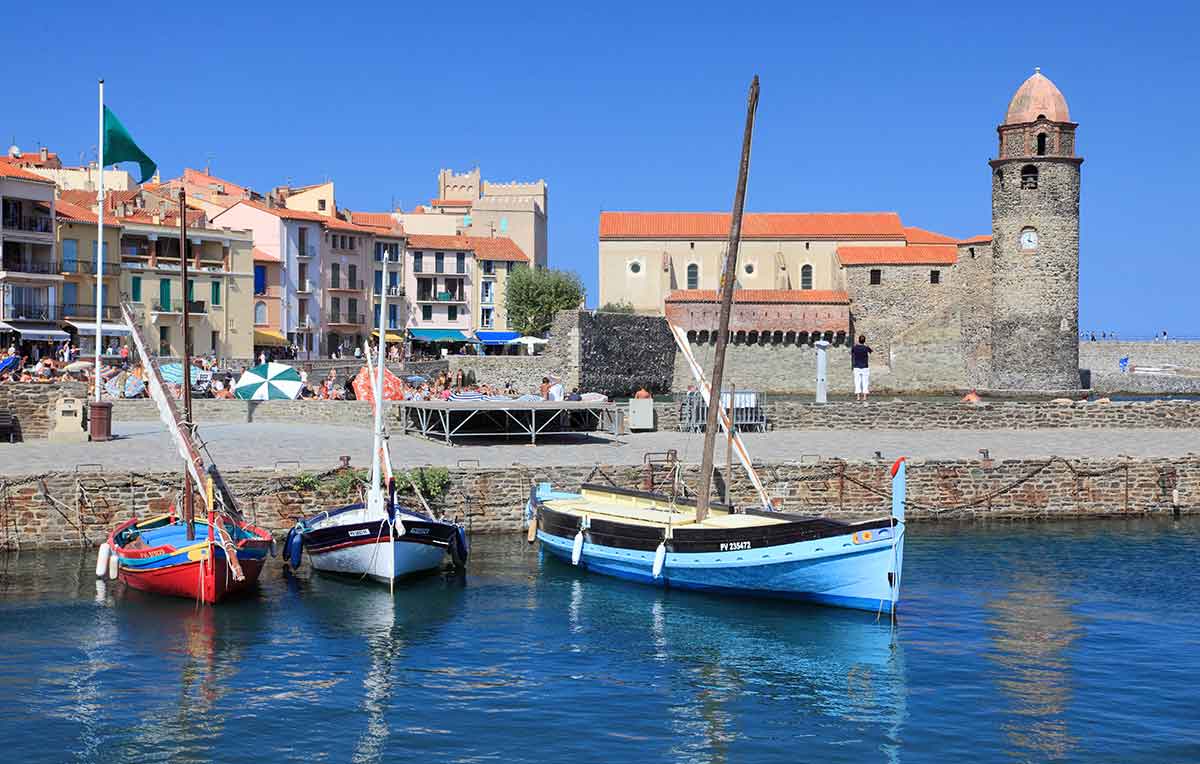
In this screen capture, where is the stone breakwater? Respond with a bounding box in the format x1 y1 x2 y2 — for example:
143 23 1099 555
1 456 1193 549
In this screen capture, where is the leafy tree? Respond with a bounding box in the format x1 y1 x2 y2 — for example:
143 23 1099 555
598 300 635 313
506 266 586 335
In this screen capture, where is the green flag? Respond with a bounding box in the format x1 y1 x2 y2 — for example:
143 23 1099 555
102 106 157 183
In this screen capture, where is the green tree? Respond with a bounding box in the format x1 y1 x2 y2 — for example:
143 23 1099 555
598 300 635 313
506 266 586 335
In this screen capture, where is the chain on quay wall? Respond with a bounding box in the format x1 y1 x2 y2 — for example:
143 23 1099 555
0 457 1194 550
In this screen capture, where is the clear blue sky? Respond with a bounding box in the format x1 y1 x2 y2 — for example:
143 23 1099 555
6 1 1197 336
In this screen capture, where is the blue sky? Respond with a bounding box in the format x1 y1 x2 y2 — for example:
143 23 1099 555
6 1 1197 335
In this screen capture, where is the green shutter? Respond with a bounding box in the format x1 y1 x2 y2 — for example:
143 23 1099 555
131 276 142 301
211 280 221 306
159 279 171 311
187 279 195 301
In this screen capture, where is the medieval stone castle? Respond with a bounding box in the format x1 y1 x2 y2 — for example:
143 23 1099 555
598 69 1082 393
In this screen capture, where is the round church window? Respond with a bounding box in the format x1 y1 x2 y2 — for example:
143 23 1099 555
744 263 755 275
629 261 642 274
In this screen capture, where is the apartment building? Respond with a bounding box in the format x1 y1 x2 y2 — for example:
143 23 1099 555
117 206 254 359
0 161 64 345
54 199 123 356
5 145 135 193
350 212 405 344
212 199 376 355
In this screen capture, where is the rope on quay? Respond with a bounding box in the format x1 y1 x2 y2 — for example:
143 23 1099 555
829 456 1150 516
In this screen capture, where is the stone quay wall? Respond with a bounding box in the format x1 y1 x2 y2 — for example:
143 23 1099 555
0 382 87 441
1 455 1194 549
1080 340 1200 373
652 398 1200 432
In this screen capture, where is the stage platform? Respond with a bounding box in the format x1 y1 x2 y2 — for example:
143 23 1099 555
398 399 621 445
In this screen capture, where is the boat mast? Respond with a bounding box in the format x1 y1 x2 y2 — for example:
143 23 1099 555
368 248 387 515
179 190 195 541
694 75 759 523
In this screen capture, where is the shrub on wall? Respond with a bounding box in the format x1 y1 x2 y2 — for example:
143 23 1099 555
507 267 586 336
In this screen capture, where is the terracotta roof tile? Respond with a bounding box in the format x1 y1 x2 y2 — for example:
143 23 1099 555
666 289 851 305
959 234 992 245
404 234 529 262
54 200 98 224
59 189 97 208
0 161 53 183
182 168 249 197
903 225 958 245
836 245 958 266
350 211 397 228
253 247 280 263
600 211 906 241
1 151 59 168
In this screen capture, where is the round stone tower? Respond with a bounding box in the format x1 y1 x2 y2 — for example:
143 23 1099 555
988 69 1082 391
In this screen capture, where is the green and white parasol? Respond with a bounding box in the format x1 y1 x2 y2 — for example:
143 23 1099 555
233 362 304 400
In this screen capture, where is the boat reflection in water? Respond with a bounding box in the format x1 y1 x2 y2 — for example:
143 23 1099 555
541 559 907 762
986 575 1081 761
295 573 465 764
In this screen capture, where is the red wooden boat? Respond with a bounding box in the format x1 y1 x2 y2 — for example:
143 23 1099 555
107 509 273 604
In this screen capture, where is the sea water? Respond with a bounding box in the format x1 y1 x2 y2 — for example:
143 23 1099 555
0 518 1197 763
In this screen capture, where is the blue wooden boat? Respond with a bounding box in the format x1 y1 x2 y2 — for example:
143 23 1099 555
528 458 906 613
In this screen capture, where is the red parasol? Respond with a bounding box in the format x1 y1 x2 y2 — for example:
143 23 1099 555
352 365 404 403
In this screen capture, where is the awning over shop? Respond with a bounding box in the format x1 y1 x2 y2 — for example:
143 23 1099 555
0 321 15 333
474 330 520 346
9 323 69 341
254 328 288 347
65 320 132 336
409 328 469 343
370 329 404 342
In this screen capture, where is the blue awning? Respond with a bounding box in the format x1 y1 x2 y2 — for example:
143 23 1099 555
475 330 520 346
409 328 469 343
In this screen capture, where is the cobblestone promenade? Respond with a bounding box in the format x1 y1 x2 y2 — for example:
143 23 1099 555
1 420 1197 475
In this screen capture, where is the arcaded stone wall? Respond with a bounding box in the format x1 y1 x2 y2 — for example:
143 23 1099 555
0 382 88 441
989 157 1081 390
2 455 1195 549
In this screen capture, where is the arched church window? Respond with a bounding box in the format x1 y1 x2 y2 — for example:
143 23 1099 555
1036 133 1048 155
1020 165 1039 189
801 264 813 290
254 301 267 324
686 263 699 290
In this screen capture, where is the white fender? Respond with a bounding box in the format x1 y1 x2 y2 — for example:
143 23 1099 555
95 543 111 579
394 519 405 537
571 530 584 565
652 542 667 579
526 516 538 543
107 551 119 580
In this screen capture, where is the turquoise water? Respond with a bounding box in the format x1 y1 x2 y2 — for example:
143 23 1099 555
1 519 1198 763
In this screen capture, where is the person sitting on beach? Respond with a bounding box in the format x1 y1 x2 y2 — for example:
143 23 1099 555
634 386 653 400
566 387 582 402
539 377 551 399
961 390 982 404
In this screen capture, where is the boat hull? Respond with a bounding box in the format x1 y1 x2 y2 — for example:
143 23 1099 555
538 526 902 612
532 485 904 613
109 516 273 605
299 504 459 584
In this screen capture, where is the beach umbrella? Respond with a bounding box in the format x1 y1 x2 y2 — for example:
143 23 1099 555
159 362 184 384
352 365 404 404
405 374 427 384
0 356 17 375
64 359 91 372
508 336 548 348
104 372 128 399
233 362 304 400
124 376 146 398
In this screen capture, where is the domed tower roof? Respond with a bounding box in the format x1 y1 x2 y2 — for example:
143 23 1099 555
1005 68 1070 124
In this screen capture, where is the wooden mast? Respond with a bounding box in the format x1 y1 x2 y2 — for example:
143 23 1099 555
694 75 759 523
179 189 195 541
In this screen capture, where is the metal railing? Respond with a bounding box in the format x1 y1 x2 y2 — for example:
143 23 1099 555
2 215 54 234
151 300 206 313
296 244 316 258
5 303 60 321
1 257 60 274
60 303 122 320
329 279 365 291
297 280 313 293
61 259 121 276
327 314 365 325
677 389 768 433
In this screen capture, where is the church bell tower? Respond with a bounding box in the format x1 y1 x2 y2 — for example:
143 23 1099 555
989 68 1082 391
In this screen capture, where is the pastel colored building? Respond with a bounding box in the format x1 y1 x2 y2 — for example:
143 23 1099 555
0 160 62 345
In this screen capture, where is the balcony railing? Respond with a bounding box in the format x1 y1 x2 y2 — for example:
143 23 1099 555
1 257 60 275
61 303 122 320
151 300 206 314
6 303 59 321
296 244 316 258
2 215 54 234
328 279 365 291
416 291 465 303
61 259 122 276
121 244 150 258
327 314 365 325
297 279 313 293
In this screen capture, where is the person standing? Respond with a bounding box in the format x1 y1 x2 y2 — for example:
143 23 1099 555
851 334 872 402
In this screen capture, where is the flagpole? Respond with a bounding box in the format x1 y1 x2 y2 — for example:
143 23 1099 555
94 79 105 402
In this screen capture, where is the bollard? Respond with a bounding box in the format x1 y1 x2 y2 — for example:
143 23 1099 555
814 340 830 403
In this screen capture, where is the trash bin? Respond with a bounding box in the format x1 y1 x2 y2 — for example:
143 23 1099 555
89 401 113 442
